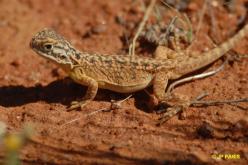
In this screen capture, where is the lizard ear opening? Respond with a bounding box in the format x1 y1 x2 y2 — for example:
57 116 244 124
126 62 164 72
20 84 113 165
60 55 67 60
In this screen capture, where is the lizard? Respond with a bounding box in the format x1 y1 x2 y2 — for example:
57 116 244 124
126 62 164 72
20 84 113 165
30 24 248 114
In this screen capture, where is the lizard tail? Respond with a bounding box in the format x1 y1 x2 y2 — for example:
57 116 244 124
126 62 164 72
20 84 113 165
177 24 248 75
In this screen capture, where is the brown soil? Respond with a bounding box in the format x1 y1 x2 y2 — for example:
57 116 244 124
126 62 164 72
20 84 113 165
0 0 248 164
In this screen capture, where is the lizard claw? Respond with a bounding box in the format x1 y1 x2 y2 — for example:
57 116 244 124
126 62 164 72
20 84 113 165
67 100 89 111
157 106 183 126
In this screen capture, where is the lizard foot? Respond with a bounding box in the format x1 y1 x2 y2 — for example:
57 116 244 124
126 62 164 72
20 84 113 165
67 100 90 111
156 93 190 125
157 106 184 126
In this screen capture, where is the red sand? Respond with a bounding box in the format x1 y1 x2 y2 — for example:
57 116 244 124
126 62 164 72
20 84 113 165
0 0 247 164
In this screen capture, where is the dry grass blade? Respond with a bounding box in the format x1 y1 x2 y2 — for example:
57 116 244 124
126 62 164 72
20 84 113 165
191 98 248 107
129 0 157 57
166 60 227 94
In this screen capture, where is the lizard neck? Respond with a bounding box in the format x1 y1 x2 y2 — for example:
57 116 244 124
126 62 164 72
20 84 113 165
53 47 83 73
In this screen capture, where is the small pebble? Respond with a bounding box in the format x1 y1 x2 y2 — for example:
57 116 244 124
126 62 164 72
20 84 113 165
92 23 107 34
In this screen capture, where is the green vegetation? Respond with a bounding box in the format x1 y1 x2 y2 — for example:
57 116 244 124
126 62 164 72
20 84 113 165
0 122 33 165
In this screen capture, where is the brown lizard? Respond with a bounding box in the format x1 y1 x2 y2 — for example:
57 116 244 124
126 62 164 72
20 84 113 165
30 24 248 113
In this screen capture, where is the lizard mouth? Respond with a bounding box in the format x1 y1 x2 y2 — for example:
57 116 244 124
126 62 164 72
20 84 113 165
29 38 34 49
29 39 44 56
29 39 46 58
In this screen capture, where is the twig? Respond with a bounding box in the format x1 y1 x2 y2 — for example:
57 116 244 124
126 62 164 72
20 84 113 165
87 108 111 116
129 0 157 57
195 0 208 37
157 95 248 125
61 95 133 127
160 0 180 14
61 108 110 127
191 98 248 107
187 0 208 51
110 94 132 109
208 1 219 43
160 0 194 48
194 92 209 101
238 54 248 58
166 59 227 94
164 16 178 40
60 116 85 127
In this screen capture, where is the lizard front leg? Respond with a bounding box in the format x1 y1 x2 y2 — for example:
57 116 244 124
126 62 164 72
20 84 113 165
68 68 98 110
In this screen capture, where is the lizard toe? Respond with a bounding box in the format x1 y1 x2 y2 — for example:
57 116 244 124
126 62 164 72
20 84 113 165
67 101 88 111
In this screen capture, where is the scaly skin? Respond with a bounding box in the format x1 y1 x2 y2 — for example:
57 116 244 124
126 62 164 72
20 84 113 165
30 24 248 110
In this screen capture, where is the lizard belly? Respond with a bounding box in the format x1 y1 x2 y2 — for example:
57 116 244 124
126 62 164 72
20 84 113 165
68 66 154 93
98 76 153 93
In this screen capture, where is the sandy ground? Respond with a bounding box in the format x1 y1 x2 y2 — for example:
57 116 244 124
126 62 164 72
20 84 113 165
0 0 248 164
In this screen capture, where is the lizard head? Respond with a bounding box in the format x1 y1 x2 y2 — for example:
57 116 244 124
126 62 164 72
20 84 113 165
30 28 74 66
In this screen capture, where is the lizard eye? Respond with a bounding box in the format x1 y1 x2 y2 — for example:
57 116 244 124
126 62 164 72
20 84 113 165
44 44 53 51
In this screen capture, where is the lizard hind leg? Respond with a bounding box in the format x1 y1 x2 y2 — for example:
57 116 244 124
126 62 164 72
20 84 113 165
153 72 191 123
153 72 169 104
154 46 179 60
